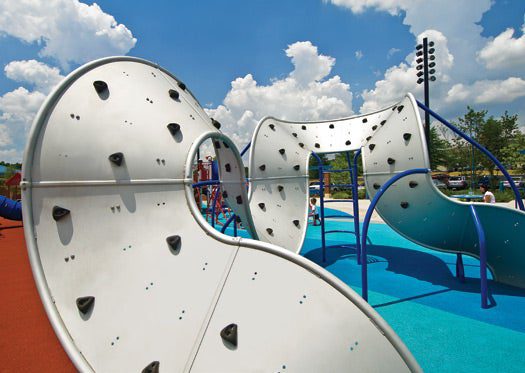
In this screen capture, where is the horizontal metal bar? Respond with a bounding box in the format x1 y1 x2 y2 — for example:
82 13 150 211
324 199 353 203
324 215 354 219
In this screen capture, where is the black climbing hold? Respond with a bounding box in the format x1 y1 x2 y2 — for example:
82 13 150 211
220 323 238 347
259 164 266 171
212 118 221 129
366 136 371 141
214 141 221 149
142 361 160 373
52 206 70 221
166 235 181 250
278 185 284 192
266 228 273 235
372 125 377 130
400 201 409 209
109 152 124 166
397 105 404 113
258 203 265 209
387 157 395 165
362 118 368 123
298 143 304 148
315 143 320 148
345 140 351 145
167 123 181 135
178 81 186 90
301 125 307 130
222 191 228 198
292 132 297 137
269 124 275 130
373 183 380 190
93 80 108 94
403 133 412 141
76 296 95 315
169 89 180 100
279 148 285 155
293 164 300 171
223 141 229 148
380 120 386 126
369 144 376 151
293 220 300 227
329 124 334 129
392 105 397 111
225 163 231 172
236 216 242 223
236 195 243 204
409 181 418 188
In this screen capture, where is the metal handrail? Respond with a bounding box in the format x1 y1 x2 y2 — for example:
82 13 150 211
221 214 237 235
469 205 489 308
361 168 430 301
417 100 524 211
240 142 251 157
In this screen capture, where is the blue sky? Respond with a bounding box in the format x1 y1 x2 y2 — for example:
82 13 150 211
1 0 525 162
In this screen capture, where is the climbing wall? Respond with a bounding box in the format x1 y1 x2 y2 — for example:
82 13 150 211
249 93 525 288
22 57 420 372
248 106 393 253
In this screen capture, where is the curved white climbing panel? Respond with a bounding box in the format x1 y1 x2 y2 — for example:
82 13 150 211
22 57 419 372
249 93 525 289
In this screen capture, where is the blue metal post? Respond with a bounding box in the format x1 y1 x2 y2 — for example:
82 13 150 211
352 150 362 264
311 152 327 262
240 142 251 157
233 215 238 237
192 180 221 188
417 100 524 211
361 168 430 301
455 253 465 282
221 214 236 234
469 205 489 309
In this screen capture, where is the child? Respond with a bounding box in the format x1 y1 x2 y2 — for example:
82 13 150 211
309 197 320 225
479 184 495 204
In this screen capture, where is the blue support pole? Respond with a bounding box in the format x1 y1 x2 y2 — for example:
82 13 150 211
417 100 524 211
352 150 362 264
221 214 236 234
469 205 489 309
233 215 238 237
240 142 251 157
311 152 326 262
361 168 430 302
192 180 221 188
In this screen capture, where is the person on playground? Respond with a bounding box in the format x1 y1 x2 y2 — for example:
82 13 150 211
310 197 320 225
479 183 495 204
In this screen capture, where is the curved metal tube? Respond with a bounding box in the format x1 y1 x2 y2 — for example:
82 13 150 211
417 100 524 211
361 168 431 301
240 142 251 157
220 214 236 234
469 205 489 308
352 149 362 264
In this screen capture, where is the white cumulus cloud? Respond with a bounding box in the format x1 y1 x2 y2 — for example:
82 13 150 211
0 0 137 69
205 41 354 152
446 77 525 105
478 25 525 72
5 60 64 93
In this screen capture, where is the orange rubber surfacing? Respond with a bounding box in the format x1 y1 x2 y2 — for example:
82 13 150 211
0 217 74 372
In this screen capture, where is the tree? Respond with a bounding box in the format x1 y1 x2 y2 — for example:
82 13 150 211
429 125 452 170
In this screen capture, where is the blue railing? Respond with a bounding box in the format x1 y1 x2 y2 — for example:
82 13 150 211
361 168 430 301
469 205 489 308
351 150 362 264
192 180 221 188
311 152 327 261
417 100 524 211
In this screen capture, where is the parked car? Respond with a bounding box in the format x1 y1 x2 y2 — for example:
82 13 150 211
503 177 524 188
309 182 321 195
432 179 447 190
447 176 468 190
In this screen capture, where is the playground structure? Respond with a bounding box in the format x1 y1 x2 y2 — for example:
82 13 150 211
19 57 419 372
9 54 525 371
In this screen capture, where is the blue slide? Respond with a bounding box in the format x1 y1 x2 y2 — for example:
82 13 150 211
0 195 22 221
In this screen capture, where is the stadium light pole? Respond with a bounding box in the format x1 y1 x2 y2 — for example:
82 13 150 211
416 37 436 161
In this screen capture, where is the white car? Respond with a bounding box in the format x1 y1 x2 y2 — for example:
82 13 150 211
503 177 524 188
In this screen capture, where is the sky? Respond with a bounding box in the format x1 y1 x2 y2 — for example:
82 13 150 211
1 0 525 162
